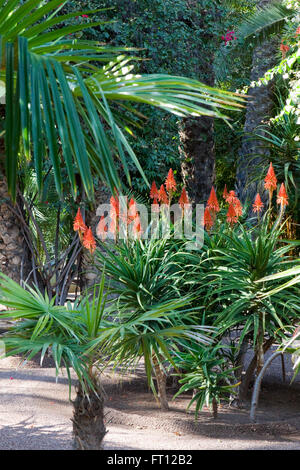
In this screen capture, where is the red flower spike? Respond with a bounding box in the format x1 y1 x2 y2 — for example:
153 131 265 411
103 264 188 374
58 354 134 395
277 183 288 207
233 198 243 217
165 169 177 193
223 185 228 200
96 216 108 241
83 227 96 254
178 188 189 209
264 162 277 192
207 187 220 212
128 198 137 223
158 185 169 205
109 217 118 238
203 207 213 230
133 214 143 238
73 208 87 234
150 181 159 199
225 190 237 205
226 204 238 225
110 194 120 217
253 193 264 213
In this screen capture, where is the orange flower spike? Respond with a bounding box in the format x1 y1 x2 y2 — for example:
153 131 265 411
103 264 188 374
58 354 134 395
178 187 189 209
73 208 87 234
133 214 143 238
152 197 160 213
234 198 243 217
110 195 119 217
226 204 238 225
253 193 264 213
225 190 237 205
109 217 118 239
223 184 228 200
165 168 177 193
264 162 277 192
128 198 137 223
277 183 288 207
158 184 169 205
96 216 108 241
296 26 300 37
150 181 159 199
203 207 213 230
83 227 96 254
207 186 220 213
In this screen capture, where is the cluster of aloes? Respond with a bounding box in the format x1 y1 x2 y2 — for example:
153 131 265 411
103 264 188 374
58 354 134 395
73 163 289 253
72 169 190 254
150 168 189 209
262 162 289 214
203 186 243 231
101 192 143 241
203 162 289 232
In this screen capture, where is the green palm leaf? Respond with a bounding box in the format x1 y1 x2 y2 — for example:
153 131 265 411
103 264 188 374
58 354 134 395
237 1 296 45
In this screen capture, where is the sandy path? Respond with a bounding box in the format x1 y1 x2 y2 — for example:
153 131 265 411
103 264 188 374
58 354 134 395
0 364 300 450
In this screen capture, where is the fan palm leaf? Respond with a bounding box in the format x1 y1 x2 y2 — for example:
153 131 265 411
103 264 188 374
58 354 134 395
237 1 297 46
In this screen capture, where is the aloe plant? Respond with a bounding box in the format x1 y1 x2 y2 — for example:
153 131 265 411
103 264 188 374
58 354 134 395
193 219 300 401
95 236 215 410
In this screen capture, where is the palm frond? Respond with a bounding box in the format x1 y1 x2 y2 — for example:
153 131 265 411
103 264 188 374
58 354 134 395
237 1 296 46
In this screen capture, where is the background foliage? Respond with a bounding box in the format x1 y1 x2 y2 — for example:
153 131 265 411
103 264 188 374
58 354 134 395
61 0 257 196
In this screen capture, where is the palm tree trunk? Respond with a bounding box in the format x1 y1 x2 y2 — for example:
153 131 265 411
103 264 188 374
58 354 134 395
236 0 278 205
179 114 215 205
212 397 218 419
72 379 107 450
0 176 30 284
152 353 169 411
179 13 215 204
239 337 274 403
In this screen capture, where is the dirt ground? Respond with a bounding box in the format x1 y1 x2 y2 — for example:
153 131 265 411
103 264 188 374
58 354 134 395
0 352 300 450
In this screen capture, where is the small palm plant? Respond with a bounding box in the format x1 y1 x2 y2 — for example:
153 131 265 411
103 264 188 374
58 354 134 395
0 271 109 449
173 344 239 419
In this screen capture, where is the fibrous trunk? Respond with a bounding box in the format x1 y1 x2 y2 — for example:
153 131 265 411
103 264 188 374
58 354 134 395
212 397 218 419
0 177 30 284
179 7 215 206
238 337 274 403
179 114 215 205
72 380 106 450
236 0 278 206
152 354 169 411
